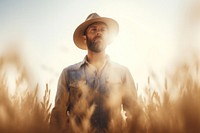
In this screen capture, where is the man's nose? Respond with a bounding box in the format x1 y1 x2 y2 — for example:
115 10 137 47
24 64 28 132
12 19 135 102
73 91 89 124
96 29 102 36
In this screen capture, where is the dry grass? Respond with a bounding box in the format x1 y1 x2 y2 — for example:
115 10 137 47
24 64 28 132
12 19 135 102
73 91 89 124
1 48 200 133
0 48 52 133
1 45 200 133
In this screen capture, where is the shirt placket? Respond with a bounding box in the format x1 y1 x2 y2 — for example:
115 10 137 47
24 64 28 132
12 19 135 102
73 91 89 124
84 61 109 130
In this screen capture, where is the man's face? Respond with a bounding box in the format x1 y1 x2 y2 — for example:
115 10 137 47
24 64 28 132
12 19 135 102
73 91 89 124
85 22 109 53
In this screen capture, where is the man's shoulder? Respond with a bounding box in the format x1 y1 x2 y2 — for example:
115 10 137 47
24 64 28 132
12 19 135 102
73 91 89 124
109 60 129 71
62 61 83 72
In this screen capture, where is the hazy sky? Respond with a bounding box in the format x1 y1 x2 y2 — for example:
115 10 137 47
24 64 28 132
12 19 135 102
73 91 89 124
1 0 197 102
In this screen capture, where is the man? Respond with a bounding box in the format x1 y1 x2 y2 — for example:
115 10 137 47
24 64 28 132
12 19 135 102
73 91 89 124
50 13 137 133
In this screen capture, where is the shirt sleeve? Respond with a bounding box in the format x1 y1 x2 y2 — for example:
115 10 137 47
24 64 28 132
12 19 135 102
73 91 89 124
122 68 138 119
49 68 70 132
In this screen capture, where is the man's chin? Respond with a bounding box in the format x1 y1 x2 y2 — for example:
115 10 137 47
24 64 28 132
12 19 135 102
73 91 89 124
89 46 105 53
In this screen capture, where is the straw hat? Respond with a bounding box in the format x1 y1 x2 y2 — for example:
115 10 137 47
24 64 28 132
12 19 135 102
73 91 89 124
73 13 119 50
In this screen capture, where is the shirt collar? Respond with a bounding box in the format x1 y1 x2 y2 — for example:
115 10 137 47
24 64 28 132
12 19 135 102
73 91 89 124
78 55 110 68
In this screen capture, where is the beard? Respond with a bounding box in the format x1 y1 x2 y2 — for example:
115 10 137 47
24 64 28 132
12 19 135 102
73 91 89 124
86 36 106 53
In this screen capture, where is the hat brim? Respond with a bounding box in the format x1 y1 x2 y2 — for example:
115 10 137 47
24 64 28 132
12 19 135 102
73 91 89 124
73 17 119 50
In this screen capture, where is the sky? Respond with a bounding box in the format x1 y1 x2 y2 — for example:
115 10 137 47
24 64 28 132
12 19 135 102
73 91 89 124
0 0 199 103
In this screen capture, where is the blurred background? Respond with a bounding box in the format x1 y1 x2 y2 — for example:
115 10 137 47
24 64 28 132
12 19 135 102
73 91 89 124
0 0 200 105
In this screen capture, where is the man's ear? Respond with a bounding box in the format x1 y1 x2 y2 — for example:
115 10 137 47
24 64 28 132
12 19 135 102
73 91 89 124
82 35 87 44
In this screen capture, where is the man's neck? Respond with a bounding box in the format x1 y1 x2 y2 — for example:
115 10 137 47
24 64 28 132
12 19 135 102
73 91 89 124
87 51 107 70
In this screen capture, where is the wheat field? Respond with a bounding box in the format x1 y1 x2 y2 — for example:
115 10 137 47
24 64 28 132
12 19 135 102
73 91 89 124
1 1 200 133
0 46 200 133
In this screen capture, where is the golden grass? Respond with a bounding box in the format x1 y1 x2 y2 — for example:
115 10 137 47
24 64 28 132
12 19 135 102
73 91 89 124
0 48 52 133
0 48 200 133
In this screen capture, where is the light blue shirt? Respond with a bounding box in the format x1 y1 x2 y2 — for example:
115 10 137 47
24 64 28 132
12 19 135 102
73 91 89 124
50 55 137 133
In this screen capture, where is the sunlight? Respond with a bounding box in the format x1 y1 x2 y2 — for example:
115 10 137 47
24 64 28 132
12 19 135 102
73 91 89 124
1 1 200 133
105 11 176 95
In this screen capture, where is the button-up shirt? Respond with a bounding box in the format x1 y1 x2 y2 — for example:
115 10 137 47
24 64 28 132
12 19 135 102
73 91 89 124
50 56 137 133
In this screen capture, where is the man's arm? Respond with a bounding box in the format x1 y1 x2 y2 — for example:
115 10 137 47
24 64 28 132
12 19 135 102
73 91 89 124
122 68 138 121
49 68 70 132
